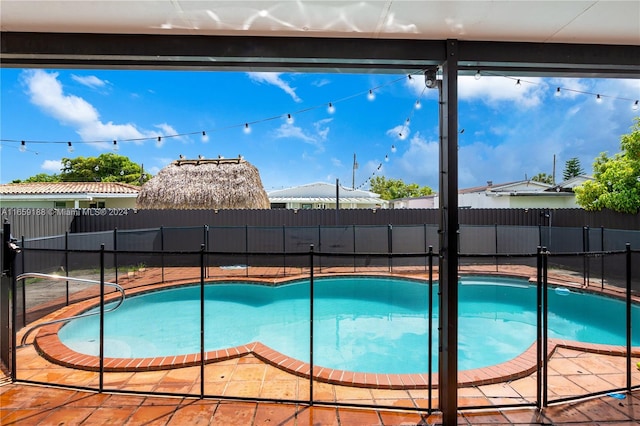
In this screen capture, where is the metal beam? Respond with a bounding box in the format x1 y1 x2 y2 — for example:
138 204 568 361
2 32 639 77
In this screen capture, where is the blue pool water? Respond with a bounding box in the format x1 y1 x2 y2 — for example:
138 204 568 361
59 276 640 374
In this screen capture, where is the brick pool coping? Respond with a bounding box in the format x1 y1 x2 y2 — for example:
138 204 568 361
29 273 640 390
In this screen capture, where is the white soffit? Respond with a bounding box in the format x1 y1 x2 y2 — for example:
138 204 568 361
1 1 638 46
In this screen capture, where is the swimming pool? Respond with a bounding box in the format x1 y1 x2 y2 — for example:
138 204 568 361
58 276 640 375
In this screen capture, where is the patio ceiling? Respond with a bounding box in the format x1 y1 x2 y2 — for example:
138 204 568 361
1 1 639 76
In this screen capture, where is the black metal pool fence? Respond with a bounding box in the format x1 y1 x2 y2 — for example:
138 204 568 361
2 223 639 415
12 223 640 287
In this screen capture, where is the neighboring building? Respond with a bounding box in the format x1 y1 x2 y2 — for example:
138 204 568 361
390 194 437 209
433 177 593 209
268 182 388 209
0 182 140 209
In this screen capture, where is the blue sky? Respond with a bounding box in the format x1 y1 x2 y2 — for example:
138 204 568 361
1 68 638 191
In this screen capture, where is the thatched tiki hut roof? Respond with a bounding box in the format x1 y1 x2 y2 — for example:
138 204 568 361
136 157 270 209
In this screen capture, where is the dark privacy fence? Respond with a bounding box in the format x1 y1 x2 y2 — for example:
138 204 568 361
2 207 639 239
15 223 640 289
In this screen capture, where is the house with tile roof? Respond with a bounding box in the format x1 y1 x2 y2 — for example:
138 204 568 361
0 182 140 209
267 182 388 209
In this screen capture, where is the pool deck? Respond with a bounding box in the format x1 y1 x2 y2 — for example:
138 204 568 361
3 264 640 424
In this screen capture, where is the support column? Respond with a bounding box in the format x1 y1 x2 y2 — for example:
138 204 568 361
438 39 459 424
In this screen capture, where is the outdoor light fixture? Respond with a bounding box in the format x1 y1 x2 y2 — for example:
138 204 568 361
201 131 209 142
67 142 74 153
113 140 118 151
555 87 561 97
424 68 438 89
596 94 602 103
474 70 482 80
244 123 251 134
415 100 421 109
367 89 375 101
286 113 294 123
327 102 335 114
515 79 521 86
19 140 26 152
633 100 639 111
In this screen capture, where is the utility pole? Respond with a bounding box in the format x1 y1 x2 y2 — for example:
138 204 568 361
352 153 358 189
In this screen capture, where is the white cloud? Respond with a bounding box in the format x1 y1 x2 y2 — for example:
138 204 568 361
21 70 180 150
247 72 302 103
459 76 546 108
71 74 108 89
395 132 439 185
386 123 410 141
331 158 342 167
41 159 63 173
272 118 332 152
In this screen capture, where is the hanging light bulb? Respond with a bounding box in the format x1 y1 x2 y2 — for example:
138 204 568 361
407 74 412 80
113 140 119 151
94 165 100 172
391 145 397 153
327 102 335 114
244 123 251 134
201 131 209 142
19 140 26 152
596 94 602 103
633 100 639 111
367 89 375 101
156 136 162 147
515 79 521 87
286 113 294 124
474 70 481 80
555 87 561 97
415 100 421 109
384 154 389 162
67 141 74 153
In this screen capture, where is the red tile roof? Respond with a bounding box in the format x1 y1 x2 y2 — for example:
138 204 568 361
0 182 140 195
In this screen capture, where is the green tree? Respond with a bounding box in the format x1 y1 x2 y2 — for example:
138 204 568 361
11 173 61 183
369 176 433 200
60 153 150 185
14 154 151 185
563 157 584 180
531 172 553 184
574 118 640 214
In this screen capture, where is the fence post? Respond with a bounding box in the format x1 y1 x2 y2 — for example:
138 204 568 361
204 225 209 279
64 232 69 306
99 243 105 392
582 226 590 287
352 225 356 273
160 226 165 283
309 244 315 406
21 235 26 327
200 243 206 398
428 245 434 413
536 246 543 409
600 226 605 290
388 224 393 273
245 225 249 278
625 242 631 391
542 246 549 407
113 228 118 284
494 223 498 272
282 225 286 277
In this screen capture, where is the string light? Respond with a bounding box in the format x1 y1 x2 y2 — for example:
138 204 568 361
286 113 294 124
391 145 396 153
367 89 375 101
384 154 389 162
2 71 634 156
244 123 251 134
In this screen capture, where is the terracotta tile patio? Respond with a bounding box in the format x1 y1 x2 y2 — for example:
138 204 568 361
3 264 640 424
